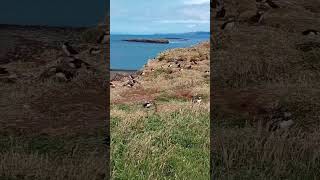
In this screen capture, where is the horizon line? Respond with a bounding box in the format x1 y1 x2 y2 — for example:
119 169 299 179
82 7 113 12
110 31 210 35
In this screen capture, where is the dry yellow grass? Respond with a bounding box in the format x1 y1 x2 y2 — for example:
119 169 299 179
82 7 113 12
212 0 320 178
0 24 108 179
111 41 210 179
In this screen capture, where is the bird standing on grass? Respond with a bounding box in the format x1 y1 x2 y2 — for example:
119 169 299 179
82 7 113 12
143 101 152 108
110 82 116 88
192 96 202 104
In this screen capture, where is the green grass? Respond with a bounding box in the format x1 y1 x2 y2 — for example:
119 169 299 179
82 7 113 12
111 108 210 179
0 131 107 180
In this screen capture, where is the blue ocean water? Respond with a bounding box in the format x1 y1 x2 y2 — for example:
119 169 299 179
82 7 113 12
110 33 209 70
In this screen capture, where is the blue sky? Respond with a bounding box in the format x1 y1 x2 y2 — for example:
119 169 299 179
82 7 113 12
111 0 210 34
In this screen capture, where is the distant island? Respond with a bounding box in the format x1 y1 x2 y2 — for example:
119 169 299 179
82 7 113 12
123 38 169 44
164 37 188 41
153 31 210 36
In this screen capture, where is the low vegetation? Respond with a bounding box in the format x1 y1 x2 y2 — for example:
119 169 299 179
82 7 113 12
0 23 109 179
111 42 210 179
212 0 320 179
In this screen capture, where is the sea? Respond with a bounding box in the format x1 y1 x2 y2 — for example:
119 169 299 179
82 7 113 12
110 33 210 70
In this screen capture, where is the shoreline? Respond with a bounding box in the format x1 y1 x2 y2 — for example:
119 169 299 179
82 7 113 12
110 40 209 75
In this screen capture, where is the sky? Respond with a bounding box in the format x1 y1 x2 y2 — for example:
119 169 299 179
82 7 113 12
111 0 210 34
0 0 108 27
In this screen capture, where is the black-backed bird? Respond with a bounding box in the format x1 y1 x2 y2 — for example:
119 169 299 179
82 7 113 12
143 101 152 108
192 96 202 103
110 82 116 88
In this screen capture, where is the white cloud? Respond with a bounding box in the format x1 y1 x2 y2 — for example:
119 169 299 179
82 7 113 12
180 8 209 21
183 0 210 5
187 24 197 28
154 19 209 24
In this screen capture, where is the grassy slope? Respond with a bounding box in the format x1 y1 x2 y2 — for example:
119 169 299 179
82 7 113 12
212 0 320 179
111 42 210 179
0 23 109 180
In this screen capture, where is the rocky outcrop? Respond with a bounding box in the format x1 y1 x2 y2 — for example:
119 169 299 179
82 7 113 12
39 57 93 82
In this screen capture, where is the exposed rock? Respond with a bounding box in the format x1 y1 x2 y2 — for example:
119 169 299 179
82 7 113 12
283 112 292 119
55 72 68 82
279 120 294 129
39 57 92 82
111 73 129 81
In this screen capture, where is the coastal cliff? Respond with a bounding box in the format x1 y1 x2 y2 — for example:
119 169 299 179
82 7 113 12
110 41 210 179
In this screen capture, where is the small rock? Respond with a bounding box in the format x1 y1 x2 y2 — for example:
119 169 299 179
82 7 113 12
8 74 17 79
49 67 57 72
68 62 76 68
279 120 294 129
55 72 67 81
283 112 292 118
23 104 31 109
